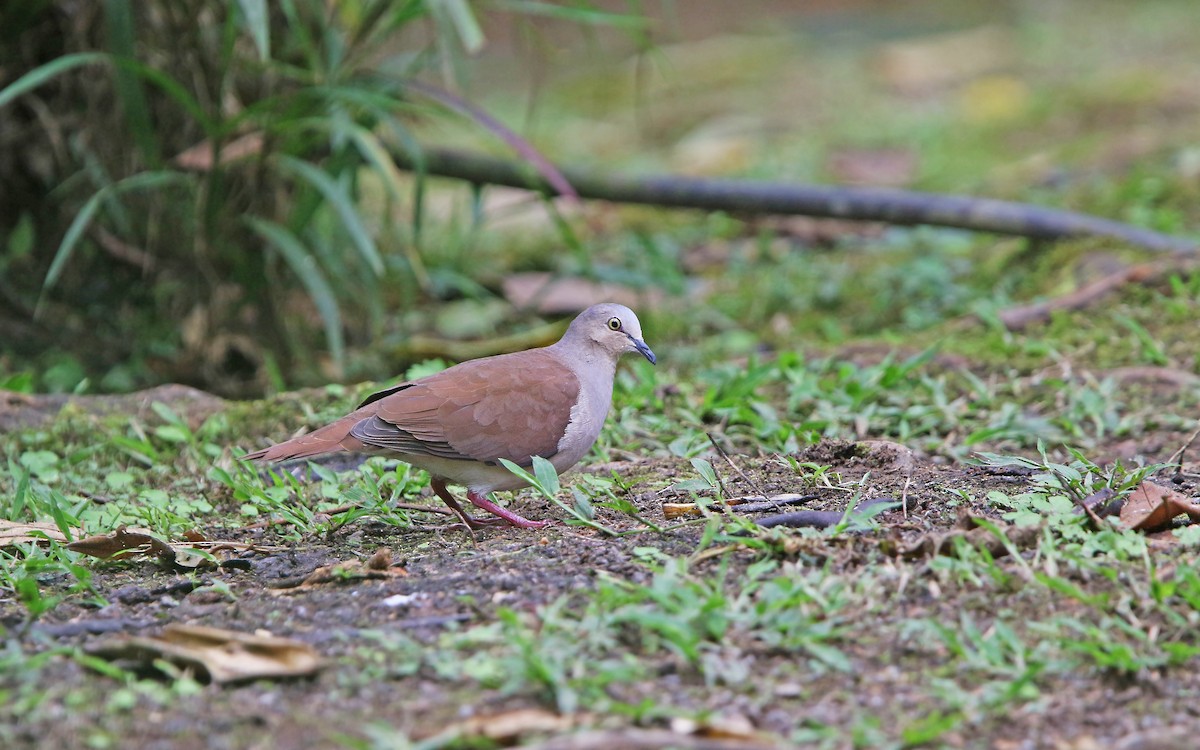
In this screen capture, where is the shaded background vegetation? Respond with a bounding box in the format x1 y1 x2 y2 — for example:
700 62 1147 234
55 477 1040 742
0 0 652 396
2 0 1198 398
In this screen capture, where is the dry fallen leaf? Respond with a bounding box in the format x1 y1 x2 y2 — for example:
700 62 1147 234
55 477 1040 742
1120 481 1200 532
425 708 581 743
671 712 766 742
958 74 1030 123
173 132 264 171
271 549 408 593
66 526 280 569
365 547 392 571
67 526 173 561
87 624 323 684
0 518 70 548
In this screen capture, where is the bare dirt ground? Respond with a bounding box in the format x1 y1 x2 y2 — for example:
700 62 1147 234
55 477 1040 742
7 413 1200 749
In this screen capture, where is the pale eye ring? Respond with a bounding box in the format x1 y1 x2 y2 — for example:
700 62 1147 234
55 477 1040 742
607 316 622 331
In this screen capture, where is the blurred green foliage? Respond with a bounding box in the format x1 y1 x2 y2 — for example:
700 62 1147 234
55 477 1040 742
0 0 645 395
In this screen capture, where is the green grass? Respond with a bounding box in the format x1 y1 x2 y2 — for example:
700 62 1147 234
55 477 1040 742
5 3 1200 745
0 303 1192 625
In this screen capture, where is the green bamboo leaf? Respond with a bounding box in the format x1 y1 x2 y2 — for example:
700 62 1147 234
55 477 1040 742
6 212 34 259
44 193 103 295
347 125 405 203
246 217 346 368
279 0 321 71
428 0 485 54
235 0 271 61
382 120 427 242
493 1 648 28
0 52 107 109
105 0 160 165
41 171 190 305
350 120 431 290
0 50 212 133
278 155 384 275
111 57 217 134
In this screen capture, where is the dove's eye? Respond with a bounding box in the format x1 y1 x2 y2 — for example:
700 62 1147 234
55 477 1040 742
607 317 622 331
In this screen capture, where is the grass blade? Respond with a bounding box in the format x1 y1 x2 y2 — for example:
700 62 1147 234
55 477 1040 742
493 1 649 28
348 125 405 203
105 0 161 166
246 217 346 369
428 0 485 54
111 57 217 134
235 0 271 61
43 192 103 298
38 171 191 315
532 456 561 496
0 52 107 109
278 155 384 275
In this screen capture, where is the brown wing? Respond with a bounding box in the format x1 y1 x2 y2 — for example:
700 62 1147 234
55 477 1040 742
349 349 580 465
240 398 387 462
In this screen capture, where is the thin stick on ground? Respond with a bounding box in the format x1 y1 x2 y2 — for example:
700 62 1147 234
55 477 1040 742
1167 421 1200 476
706 432 764 499
524 729 780 750
996 259 1193 330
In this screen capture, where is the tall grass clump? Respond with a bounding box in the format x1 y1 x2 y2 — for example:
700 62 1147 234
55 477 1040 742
0 0 646 395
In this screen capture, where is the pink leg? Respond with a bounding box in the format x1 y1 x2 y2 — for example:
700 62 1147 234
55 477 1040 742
466 490 549 529
430 478 507 529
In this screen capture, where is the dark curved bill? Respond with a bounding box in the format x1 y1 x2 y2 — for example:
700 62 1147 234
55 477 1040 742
631 337 657 365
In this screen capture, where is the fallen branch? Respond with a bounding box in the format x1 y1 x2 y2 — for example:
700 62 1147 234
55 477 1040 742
525 730 780 750
996 259 1193 330
173 133 1197 253
388 147 1198 253
756 497 895 529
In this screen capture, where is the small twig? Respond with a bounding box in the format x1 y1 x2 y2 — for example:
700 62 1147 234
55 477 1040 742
1072 489 1110 530
1108 366 1200 388
727 494 819 514
997 259 1189 331
524 729 779 750
706 432 765 498
663 494 817 520
702 434 734 498
901 474 912 519
92 226 157 272
1167 420 1200 476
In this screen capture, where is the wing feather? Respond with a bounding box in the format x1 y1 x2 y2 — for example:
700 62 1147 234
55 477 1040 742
348 349 579 465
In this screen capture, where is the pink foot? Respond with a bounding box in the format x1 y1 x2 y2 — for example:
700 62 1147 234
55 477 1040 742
429 479 548 529
467 490 549 530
